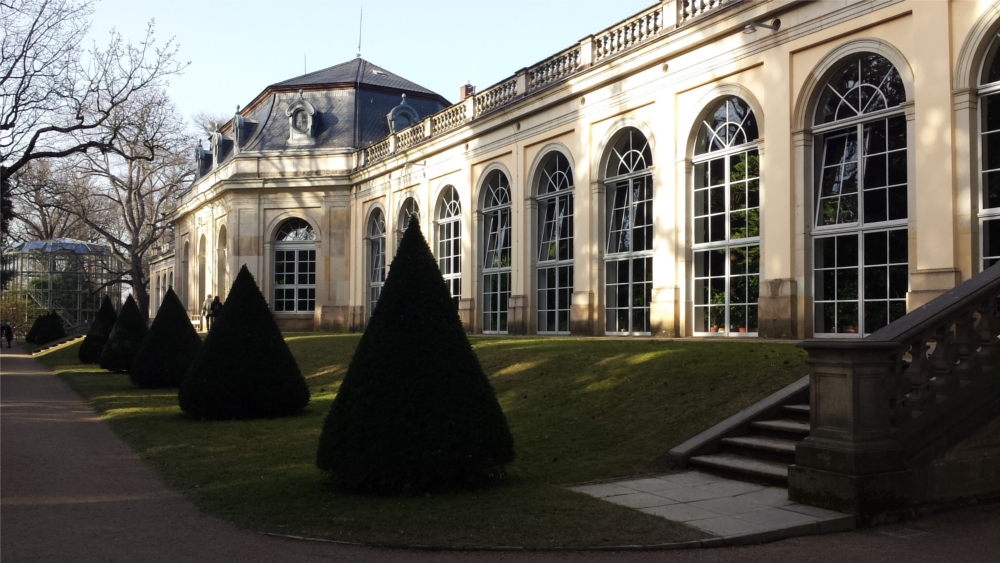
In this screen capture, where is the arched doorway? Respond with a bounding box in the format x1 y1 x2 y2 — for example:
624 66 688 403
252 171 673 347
198 234 207 308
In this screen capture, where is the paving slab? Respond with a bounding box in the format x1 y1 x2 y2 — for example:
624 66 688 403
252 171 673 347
568 471 855 545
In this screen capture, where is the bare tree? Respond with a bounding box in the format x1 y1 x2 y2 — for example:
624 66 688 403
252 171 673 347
55 89 193 321
1 0 187 271
6 159 98 242
191 110 231 139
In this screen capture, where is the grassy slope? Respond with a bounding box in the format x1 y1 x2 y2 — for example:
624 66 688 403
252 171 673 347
37 335 807 548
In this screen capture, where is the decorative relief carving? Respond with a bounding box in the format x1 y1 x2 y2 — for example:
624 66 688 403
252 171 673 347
286 89 317 146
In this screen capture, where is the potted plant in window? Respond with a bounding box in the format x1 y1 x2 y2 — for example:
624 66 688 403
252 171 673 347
709 290 725 333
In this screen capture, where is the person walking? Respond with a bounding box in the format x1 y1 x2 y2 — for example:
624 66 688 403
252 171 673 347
201 294 214 331
2 322 13 348
209 296 223 330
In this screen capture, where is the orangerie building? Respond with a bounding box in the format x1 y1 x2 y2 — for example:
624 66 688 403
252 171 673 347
154 0 1000 339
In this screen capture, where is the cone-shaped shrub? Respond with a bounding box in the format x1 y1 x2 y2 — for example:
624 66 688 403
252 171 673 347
24 313 45 343
100 295 148 372
33 311 67 345
79 296 118 363
179 265 309 419
130 288 201 388
316 217 514 495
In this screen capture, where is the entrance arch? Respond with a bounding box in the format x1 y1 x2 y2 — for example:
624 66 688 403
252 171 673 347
216 225 228 298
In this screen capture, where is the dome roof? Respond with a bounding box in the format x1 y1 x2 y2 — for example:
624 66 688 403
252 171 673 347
10 239 112 255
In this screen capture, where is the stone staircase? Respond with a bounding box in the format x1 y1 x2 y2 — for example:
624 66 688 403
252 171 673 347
669 374 810 486
688 402 811 484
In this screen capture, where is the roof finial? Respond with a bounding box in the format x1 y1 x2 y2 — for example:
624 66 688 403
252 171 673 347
356 8 363 58
298 88 304 100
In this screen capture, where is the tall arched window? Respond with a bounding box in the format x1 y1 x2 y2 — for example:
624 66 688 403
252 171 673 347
273 218 316 312
605 128 653 335
692 97 760 336
482 170 512 333
979 33 1000 269
396 197 419 249
436 186 462 304
536 152 574 334
367 208 386 317
812 53 908 336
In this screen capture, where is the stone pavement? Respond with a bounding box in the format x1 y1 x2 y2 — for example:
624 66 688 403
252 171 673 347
3 343 999 563
570 471 853 542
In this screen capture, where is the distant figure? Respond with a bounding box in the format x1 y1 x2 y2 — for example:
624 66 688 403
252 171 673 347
209 295 223 330
201 294 214 331
2 321 13 348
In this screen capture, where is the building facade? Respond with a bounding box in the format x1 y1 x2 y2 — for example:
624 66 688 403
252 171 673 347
169 0 1000 339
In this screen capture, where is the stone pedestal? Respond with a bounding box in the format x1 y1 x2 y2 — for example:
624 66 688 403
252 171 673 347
788 340 908 524
570 291 594 335
757 278 797 339
907 268 961 311
458 298 475 334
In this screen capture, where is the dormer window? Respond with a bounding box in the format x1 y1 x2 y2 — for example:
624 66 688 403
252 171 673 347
387 94 420 133
286 89 317 146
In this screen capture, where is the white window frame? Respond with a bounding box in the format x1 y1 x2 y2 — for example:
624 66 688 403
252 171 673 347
367 208 386 318
482 171 512 334
436 186 462 304
536 152 574 335
273 219 316 313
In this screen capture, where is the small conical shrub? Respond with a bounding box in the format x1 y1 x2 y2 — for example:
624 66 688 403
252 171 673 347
34 311 67 345
179 265 309 419
130 288 201 388
100 295 148 372
316 217 514 495
24 313 45 343
79 296 118 363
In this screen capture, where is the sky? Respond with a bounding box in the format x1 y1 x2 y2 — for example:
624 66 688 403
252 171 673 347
88 0 653 136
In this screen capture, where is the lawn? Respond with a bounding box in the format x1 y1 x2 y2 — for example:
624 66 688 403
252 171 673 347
36 335 808 548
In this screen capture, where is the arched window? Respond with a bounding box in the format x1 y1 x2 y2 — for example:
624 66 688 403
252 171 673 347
604 128 653 335
482 170 512 333
367 208 386 317
396 197 420 249
536 152 574 333
155 274 161 313
812 53 908 336
436 187 462 304
692 97 760 336
979 33 1000 269
273 218 316 312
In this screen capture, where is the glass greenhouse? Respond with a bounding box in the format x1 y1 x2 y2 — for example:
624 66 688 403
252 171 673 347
5 239 125 328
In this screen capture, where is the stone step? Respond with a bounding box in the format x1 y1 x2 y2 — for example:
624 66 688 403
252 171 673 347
721 435 799 456
688 453 789 483
782 404 810 415
751 419 811 437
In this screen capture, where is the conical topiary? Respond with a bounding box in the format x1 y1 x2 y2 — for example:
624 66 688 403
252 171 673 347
79 296 118 363
316 217 514 495
130 288 201 388
24 313 45 343
100 295 148 372
34 311 67 345
179 265 309 419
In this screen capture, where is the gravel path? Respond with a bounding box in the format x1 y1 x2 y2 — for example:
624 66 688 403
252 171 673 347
2 343 998 563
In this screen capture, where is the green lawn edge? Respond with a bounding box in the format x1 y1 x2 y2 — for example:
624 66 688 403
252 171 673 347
35 335 808 549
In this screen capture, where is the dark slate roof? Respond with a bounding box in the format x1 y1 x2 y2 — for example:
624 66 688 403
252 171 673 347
11 239 111 255
272 58 448 104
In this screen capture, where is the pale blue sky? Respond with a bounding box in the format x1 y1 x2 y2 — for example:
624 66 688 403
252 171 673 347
89 0 653 135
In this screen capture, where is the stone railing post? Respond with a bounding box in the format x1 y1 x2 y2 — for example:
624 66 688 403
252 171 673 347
424 118 433 139
388 133 397 155
579 35 594 67
515 69 527 100
464 96 476 120
663 0 678 30
788 341 908 522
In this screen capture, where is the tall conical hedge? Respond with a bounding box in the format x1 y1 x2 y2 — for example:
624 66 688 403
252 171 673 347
24 313 45 343
100 295 148 372
79 296 118 363
179 266 309 419
316 217 514 495
33 311 67 345
130 288 201 388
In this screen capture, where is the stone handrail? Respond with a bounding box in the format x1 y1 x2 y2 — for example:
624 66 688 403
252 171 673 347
395 121 427 151
431 104 468 136
528 46 582 93
594 3 665 63
677 0 740 26
352 1 751 170
474 77 519 116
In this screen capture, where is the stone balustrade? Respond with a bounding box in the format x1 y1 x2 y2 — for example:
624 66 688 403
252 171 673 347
528 47 582 93
353 1 746 170
594 3 665 63
677 0 740 26
790 262 1000 522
